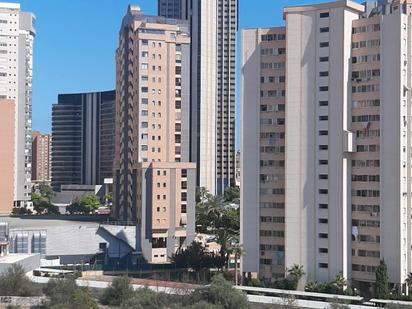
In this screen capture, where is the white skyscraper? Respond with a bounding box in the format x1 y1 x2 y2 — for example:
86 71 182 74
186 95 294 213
0 3 35 209
241 0 412 293
158 0 238 195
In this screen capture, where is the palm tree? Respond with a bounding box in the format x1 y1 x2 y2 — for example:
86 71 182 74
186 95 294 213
405 272 412 294
227 243 245 286
205 195 226 218
333 273 347 293
288 264 306 290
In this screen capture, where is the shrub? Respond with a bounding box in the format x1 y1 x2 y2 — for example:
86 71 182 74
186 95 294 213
100 276 134 306
0 264 41 296
188 274 248 309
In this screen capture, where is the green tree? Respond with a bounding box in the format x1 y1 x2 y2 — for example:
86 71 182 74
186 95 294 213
100 276 134 306
287 264 305 290
79 195 100 213
32 184 58 214
0 264 41 296
67 195 100 214
375 259 390 299
44 277 98 309
223 186 240 202
38 183 53 201
227 243 244 286
66 202 88 215
206 195 226 218
195 203 210 234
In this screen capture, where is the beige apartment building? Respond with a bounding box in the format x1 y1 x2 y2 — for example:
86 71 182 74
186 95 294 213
241 0 412 291
0 100 15 214
113 5 196 264
32 131 51 182
241 27 286 280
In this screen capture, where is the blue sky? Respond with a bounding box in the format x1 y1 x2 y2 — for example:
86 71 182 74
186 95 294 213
10 0 358 147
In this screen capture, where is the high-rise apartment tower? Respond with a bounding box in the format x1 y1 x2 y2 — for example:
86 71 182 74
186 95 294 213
0 3 35 208
113 6 196 264
32 131 51 182
158 0 238 195
241 0 412 291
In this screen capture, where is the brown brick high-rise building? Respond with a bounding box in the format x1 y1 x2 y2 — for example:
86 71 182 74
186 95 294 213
113 5 196 264
32 131 51 182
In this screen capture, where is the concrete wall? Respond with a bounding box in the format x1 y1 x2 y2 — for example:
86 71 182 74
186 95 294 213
240 29 261 275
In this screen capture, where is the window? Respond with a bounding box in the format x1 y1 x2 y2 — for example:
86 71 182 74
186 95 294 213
319 145 328 150
319 71 329 77
152 237 167 248
319 204 328 209
141 63 148 70
319 248 328 253
320 42 329 48
141 87 148 93
320 12 329 18
319 116 328 121
319 160 328 165
319 86 328 92
319 218 328 224
319 189 328 194
319 56 329 62
319 233 328 239
319 263 328 268
181 192 187 201
182 169 187 178
320 27 329 33
319 174 328 179
319 101 328 106
319 130 328 136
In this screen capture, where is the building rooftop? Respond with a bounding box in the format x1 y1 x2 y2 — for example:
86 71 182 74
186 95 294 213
283 0 365 18
0 253 38 264
0 216 107 229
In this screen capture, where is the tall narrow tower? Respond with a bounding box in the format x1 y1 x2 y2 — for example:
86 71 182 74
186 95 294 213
158 0 239 195
0 3 35 209
113 6 196 263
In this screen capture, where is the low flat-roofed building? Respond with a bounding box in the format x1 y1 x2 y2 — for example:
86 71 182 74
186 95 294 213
0 216 138 267
0 253 40 273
